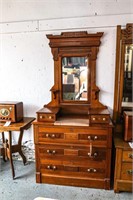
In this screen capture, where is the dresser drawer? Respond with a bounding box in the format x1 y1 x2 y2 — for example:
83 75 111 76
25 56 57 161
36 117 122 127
36 126 109 146
38 145 107 161
38 113 56 122
40 164 105 179
121 163 133 180
122 150 133 162
90 115 110 124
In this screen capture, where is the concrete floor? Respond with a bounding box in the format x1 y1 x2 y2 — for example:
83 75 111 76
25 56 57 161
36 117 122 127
0 160 132 200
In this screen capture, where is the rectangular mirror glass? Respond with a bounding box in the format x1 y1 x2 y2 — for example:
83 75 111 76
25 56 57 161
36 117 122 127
123 44 133 102
62 56 88 101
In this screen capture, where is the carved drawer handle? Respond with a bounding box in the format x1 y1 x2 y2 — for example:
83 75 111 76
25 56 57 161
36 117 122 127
47 165 51 169
48 116 52 119
127 170 133 175
92 117 96 121
128 153 133 159
103 118 106 121
40 115 43 119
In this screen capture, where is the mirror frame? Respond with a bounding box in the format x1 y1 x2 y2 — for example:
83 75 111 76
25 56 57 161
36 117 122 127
46 31 106 110
113 23 133 124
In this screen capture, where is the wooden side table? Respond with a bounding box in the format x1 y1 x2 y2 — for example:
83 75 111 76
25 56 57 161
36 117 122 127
0 117 35 179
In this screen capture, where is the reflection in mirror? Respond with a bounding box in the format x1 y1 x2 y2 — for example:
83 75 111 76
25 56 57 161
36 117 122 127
62 57 88 101
123 44 133 102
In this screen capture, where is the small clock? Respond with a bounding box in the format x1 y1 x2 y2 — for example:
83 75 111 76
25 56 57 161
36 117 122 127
0 108 10 117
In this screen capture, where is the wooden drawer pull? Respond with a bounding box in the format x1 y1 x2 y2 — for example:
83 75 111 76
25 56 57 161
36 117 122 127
128 153 133 159
87 152 98 158
51 134 55 138
94 136 98 140
46 150 56 154
47 165 57 170
88 136 98 140
52 166 57 170
87 168 97 173
46 133 49 138
127 170 133 175
45 133 56 138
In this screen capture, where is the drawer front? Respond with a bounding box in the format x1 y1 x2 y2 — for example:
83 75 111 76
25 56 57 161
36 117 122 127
122 150 133 162
37 126 108 146
90 115 110 124
38 113 55 122
38 145 107 161
40 164 106 179
121 163 133 180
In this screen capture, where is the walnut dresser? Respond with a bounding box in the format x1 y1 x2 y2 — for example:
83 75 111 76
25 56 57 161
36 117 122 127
34 114 113 189
33 31 113 189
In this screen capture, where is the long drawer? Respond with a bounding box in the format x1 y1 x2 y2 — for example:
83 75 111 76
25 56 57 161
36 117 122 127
40 164 106 179
34 126 111 147
38 145 106 161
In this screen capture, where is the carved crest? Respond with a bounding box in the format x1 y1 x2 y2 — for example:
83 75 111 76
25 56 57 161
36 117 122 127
121 23 133 40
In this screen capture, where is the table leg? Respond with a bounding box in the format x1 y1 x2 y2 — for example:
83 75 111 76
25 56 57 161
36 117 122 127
1 132 6 161
18 129 27 165
8 131 15 179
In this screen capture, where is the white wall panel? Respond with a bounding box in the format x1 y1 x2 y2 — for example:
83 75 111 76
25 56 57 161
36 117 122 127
0 0 132 23
0 21 38 34
39 14 133 31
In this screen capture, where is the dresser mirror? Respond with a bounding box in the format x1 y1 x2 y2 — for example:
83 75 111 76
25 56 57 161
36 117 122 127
45 31 107 112
62 56 88 101
113 23 133 128
123 44 133 102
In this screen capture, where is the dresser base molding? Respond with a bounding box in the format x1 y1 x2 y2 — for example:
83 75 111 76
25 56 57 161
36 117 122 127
36 173 110 190
114 180 133 193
